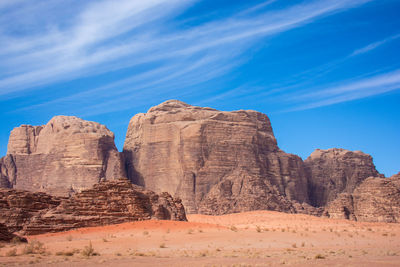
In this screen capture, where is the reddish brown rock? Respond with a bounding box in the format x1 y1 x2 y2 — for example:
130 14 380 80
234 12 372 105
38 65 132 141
304 148 382 207
124 100 309 214
1 116 126 196
0 188 61 233
325 173 400 223
0 223 26 242
23 179 186 235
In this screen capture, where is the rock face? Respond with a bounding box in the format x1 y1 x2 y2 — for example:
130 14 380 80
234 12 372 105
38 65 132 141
0 223 26 242
124 100 309 214
0 188 61 233
325 174 400 223
0 179 186 236
24 179 186 235
304 148 382 207
1 116 126 196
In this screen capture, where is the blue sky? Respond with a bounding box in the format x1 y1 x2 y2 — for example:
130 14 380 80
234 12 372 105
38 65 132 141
0 0 399 176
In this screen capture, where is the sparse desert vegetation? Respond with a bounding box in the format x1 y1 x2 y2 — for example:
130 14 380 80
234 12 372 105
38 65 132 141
0 211 399 266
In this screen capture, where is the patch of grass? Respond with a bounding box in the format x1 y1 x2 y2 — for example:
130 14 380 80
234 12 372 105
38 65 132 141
314 254 325 259
5 248 17 257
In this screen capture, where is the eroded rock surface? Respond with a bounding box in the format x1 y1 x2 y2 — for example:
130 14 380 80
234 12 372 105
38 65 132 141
124 100 309 214
305 148 382 207
325 173 400 223
0 188 61 233
0 223 26 242
0 180 186 236
24 179 187 235
1 116 126 196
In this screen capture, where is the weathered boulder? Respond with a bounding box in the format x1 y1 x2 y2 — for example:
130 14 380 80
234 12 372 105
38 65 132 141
304 148 382 207
325 173 400 223
24 179 187 235
123 100 309 214
1 116 126 196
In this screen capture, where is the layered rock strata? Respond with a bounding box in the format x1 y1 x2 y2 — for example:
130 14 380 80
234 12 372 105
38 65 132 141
0 188 61 233
325 173 400 223
124 100 309 214
24 179 186 235
0 180 186 236
0 223 27 242
1 116 126 196
304 148 382 207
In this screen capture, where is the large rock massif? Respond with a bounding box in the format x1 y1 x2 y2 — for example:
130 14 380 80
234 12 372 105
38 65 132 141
1 116 126 196
1 100 398 225
123 100 309 214
0 179 186 236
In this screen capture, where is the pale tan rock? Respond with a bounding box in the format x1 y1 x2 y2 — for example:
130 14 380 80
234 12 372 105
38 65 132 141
124 100 309 214
304 148 382 207
2 116 126 196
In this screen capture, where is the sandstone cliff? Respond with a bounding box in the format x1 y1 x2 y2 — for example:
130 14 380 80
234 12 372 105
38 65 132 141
325 173 400 223
0 179 186 236
124 100 309 214
1 116 126 196
304 148 382 207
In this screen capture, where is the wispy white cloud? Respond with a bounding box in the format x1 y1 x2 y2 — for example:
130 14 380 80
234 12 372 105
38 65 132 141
0 0 374 116
283 69 400 111
351 33 400 56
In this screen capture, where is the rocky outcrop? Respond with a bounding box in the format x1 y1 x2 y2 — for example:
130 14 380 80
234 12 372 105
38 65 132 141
0 179 186 236
24 179 186 235
1 116 126 196
0 188 61 233
325 173 400 222
304 148 382 207
124 100 309 214
0 223 27 242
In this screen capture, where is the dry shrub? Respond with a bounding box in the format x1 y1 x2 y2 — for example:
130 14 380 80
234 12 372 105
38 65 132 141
22 240 45 255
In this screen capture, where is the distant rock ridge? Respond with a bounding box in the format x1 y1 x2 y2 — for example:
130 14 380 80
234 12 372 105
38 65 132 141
304 148 382 207
1 116 126 196
0 179 186 236
325 173 400 223
0 99 397 224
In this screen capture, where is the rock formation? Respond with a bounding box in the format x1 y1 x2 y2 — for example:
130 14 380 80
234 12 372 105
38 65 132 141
325 173 400 223
1 116 126 196
304 148 382 207
24 179 186 235
124 100 309 214
0 223 26 242
0 179 186 236
0 188 62 233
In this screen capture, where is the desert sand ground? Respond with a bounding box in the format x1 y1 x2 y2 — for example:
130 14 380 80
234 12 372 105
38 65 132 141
0 211 399 266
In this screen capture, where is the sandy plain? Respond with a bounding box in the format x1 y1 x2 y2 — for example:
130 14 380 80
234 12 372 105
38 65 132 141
0 211 399 266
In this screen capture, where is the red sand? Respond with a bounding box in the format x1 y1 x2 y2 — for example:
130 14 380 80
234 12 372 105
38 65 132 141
1 211 399 266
